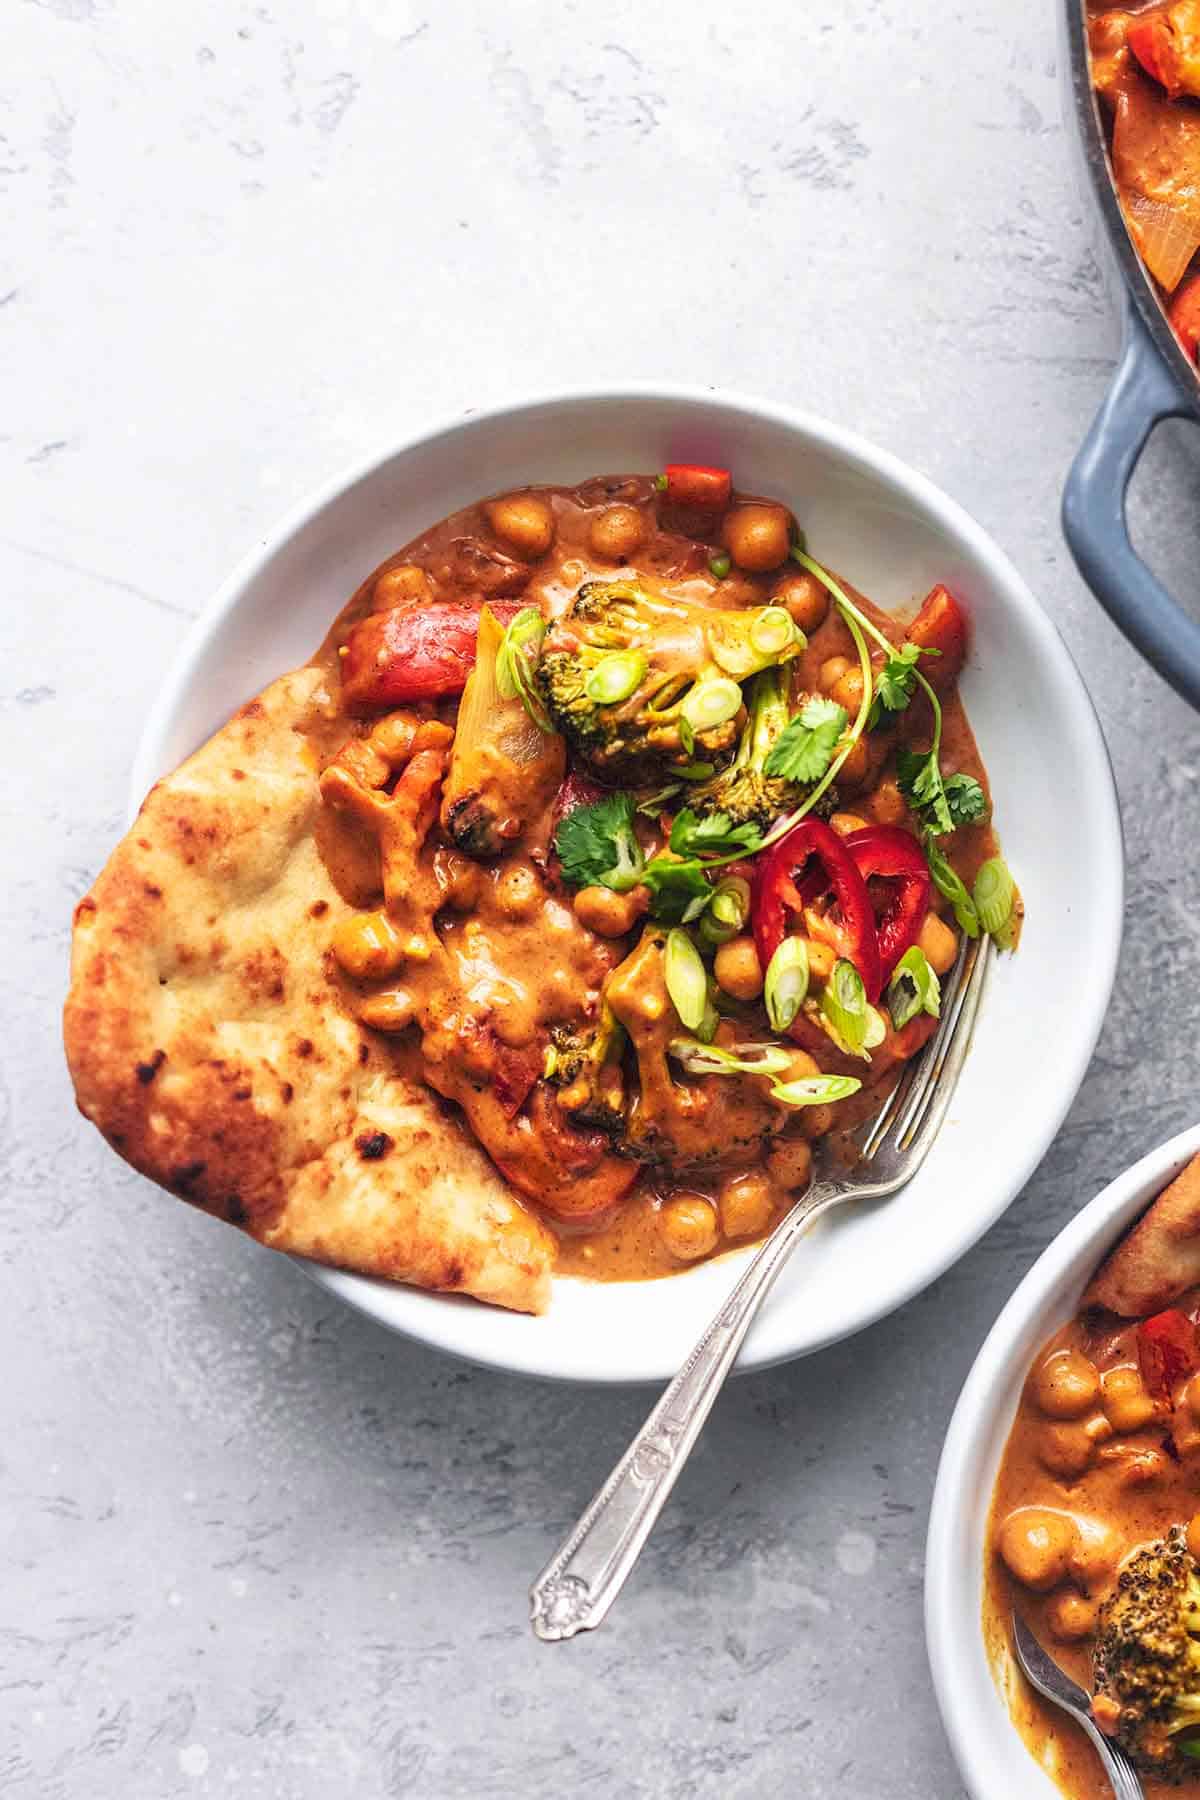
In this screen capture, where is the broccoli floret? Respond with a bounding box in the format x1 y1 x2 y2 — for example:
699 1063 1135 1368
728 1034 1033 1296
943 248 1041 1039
544 1001 627 1136
1094 1526 1200 1776
538 579 802 783
687 667 799 832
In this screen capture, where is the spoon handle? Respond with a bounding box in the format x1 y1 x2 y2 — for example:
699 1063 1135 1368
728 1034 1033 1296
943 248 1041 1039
528 1179 843 1642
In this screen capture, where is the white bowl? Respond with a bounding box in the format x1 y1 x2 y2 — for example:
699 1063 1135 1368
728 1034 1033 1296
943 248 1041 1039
130 385 1123 1385
927 1121 1200 1798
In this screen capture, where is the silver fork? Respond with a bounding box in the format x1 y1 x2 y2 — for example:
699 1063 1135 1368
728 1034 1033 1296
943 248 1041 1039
529 932 993 1642
1010 1610 1145 1800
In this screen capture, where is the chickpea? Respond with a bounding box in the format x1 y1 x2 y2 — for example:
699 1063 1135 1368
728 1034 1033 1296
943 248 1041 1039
490 1000 537 1049
802 938 836 986
368 712 417 766
1046 1591 1097 1644
332 909 406 980
829 811 869 838
837 735 871 790
867 777 908 827
996 1507 1077 1592
372 563 432 611
819 654 852 694
484 493 556 560
917 912 959 978
831 668 866 716
1039 1421 1096 1479
719 1170 777 1239
771 570 829 634
722 503 792 573
1032 1348 1100 1419
780 1048 821 1083
493 860 542 921
1092 1693 1122 1735
433 848 483 913
714 935 764 1001
798 1102 836 1142
658 1194 719 1262
357 988 415 1033
1184 1371 1200 1422
1100 1364 1157 1433
588 504 646 563
766 1136 814 1193
573 883 649 938
1068 1516 1120 1592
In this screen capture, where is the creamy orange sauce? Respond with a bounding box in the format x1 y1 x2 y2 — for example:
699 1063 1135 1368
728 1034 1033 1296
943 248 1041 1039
985 1305 1200 1798
300 474 1010 1283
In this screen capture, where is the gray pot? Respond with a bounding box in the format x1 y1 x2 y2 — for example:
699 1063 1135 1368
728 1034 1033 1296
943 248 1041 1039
1061 0 1200 706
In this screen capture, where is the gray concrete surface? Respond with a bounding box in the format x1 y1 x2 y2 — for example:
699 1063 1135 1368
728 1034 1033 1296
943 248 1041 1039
6 2 1200 1795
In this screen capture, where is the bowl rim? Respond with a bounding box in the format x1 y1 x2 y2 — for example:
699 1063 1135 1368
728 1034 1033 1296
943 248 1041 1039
128 381 1126 1384
925 1119 1200 1799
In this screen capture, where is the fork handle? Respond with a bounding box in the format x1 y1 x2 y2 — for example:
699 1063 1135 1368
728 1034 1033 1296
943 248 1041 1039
529 1178 845 1642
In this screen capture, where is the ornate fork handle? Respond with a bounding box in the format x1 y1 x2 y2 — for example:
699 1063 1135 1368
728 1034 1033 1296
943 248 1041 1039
529 1178 847 1641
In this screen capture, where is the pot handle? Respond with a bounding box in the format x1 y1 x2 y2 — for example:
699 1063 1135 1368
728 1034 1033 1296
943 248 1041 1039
1062 298 1200 709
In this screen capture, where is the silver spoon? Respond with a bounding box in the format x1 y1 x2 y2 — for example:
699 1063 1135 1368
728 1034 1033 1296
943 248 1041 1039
1010 1610 1145 1800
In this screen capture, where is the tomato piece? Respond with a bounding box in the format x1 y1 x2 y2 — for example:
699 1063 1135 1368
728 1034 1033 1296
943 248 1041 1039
906 584 968 689
752 817 882 1004
664 464 732 510
1137 1308 1199 1401
340 600 521 713
1169 271 1200 360
1128 13 1174 90
842 826 932 987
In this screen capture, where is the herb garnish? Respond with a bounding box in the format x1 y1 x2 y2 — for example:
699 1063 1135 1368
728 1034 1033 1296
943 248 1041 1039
764 695 849 786
555 792 645 892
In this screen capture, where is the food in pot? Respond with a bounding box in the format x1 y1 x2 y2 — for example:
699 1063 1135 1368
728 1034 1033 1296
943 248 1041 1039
986 1154 1200 1795
65 465 1017 1312
1089 1 1200 363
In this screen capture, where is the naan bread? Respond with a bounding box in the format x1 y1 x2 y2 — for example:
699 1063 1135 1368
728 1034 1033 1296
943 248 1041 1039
1086 1154 1200 1318
63 665 555 1314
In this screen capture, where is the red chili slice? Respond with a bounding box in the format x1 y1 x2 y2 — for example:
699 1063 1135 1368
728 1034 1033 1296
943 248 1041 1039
842 826 932 988
752 817 882 1005
1138 1308 1200 1402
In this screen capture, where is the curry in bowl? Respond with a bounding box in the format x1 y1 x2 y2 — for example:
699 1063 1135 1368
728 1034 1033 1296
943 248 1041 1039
1089 0 1200 364
65 463 1017 1312
988 1153 1200 1795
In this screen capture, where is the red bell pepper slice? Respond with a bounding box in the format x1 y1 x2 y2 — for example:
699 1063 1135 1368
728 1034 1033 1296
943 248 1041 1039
663 464 732 510
1128 12 1175 91
1169 272 1200 361
906 584 967 688
340 599 521 712
752 817 882 1004
1137 1308 1200 1402
843 826 932 988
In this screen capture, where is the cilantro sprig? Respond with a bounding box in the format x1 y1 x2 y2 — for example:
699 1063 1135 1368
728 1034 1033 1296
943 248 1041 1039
555 791 645 892
669 807 762 858
868 642 939 728
896 751 987 839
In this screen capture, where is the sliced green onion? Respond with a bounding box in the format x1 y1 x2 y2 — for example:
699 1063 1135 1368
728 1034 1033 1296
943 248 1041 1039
769 1073 862 1108
750 606 797 657
863 1005 887 1051
680 677 742 733
679 716 696 757
925 842 980 938
669 1038 794 1078
820 959 874 1060
636 783 683 815
973 856 1015 939
708 552 732 579
887 945 942 1032
764 936 810 1032
653 472 668 492
695 986 721 1044
495 606 552 730
699 876 752 948
664 929 708 1030
676 761 717 781
585 649 647 705
790 527 808 555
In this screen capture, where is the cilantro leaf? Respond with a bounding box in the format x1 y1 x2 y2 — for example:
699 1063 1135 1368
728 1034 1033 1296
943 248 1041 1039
944 773 987 830
669 807 763 858
867 642 941 728
764 696 848 785
555 792 645 892
641 857 713 924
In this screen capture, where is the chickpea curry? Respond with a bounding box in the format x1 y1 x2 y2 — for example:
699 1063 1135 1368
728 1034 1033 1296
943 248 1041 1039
1089 0 1200 364
314 462 1018 1288
987 1154 1200 1796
